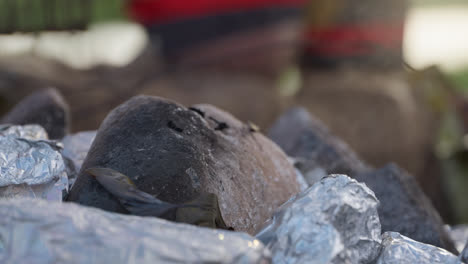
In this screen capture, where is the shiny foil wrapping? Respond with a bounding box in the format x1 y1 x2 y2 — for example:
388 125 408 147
61 130 96 173
0 124 48 140
256 174 381 264
294 168 309 192
449 225 468 252
462 242 468 264
0 198 271 264
0 125 67 200
376 232 461 264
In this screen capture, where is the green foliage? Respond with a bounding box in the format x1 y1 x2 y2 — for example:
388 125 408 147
448 68 468 94
0 0 126 33
92 0 126 22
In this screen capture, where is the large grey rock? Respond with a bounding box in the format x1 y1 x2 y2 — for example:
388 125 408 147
0 198 270 264
256 175 381 264
376 232 461 264
268 107 370 185
67 95 300 234
354 164 457 253
1 88 69 139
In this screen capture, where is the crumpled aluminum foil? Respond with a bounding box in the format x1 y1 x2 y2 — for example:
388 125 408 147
61 130 96 173
462 242 468 263
0 198 270 264
0 124 48 140
376 232 461 264
294 168 309 191
0 126 68 200
256 174 381 264
449 225 468 252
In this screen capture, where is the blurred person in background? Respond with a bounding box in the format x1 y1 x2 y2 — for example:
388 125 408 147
302 0 407 68
127 0 306 75
0 0 307 128
0 0 306 76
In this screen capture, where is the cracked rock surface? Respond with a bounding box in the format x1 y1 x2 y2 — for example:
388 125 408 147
67 95 300 234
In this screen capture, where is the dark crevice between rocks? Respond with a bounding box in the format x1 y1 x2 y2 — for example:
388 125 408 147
209 117 229 131
188 107 205 118
167 121 183 133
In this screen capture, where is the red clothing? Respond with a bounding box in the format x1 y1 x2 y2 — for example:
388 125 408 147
128 0 305 25
304 22 405 57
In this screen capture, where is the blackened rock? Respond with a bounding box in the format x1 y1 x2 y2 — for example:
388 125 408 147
354 164 457 253
268 107 370 185
67 95 300 234
1 88 69 139
269 107 457 253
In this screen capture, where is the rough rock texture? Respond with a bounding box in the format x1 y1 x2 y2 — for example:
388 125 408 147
268 107 370 184
354 164 457 253
256 175 381 264
376 232 461 264
0 198 270 264
1 88 69 139
67 95 300 234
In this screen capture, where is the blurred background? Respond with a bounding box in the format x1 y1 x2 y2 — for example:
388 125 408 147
0 0 468 225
